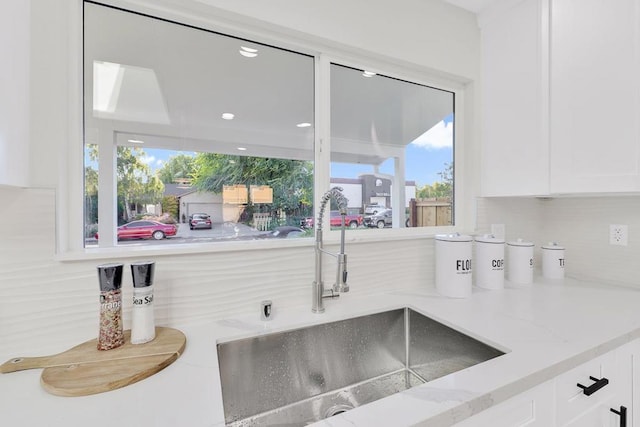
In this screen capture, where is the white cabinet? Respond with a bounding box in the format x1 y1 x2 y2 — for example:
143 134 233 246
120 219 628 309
455 380 555 426
479 0 550 196
480 0 640 196
549 0 640 194
0 0 30 187
459 341 637 426
556 350 628 427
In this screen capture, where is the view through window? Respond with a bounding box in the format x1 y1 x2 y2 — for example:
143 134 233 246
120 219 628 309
83 2 455 248
330 64 454 230
84 2 315 247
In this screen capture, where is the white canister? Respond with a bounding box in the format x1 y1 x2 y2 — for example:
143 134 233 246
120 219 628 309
475 234 505 290
542 242 565 280
506 239 534 285
435 233 473 298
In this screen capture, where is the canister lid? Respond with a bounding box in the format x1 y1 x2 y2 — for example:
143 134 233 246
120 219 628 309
435 233 472 242
131 261 155 288
474 234 505 244
541 242 564 250
97 263 124 292
506 238 534 247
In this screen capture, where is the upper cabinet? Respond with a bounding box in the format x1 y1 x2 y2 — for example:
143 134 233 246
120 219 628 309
480 0 550 196
549 0 640 193
0 0 30 187
480 0 640 196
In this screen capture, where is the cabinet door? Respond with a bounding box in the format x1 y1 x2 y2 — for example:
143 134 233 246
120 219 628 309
619 340 640 427
562 400 628 427
556 351 619 426
480 0 550 196
0 0 30 187
454 380 555 427
550 0 640 193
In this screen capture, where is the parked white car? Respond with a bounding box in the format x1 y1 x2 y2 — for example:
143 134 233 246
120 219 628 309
364 204 385 215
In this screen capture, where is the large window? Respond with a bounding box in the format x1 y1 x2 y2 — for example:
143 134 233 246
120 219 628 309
83 2 456 249
330 64 454 230
84 2 315 247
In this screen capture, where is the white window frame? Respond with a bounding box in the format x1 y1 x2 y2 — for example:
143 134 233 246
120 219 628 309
56 0 473 260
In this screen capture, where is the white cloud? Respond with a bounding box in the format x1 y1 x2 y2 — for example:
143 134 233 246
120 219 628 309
140 155 155 165
410 119 453 149
156 159 164 167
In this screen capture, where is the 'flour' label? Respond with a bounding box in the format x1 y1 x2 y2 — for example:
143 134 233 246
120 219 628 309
456 259 472 274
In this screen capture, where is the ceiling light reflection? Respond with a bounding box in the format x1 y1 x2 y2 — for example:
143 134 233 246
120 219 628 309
239 46 258 58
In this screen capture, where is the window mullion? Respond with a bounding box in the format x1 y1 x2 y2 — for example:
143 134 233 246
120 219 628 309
315 53 331 230
96 129 117 248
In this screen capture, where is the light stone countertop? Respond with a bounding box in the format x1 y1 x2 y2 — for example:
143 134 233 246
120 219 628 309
2 277 640 427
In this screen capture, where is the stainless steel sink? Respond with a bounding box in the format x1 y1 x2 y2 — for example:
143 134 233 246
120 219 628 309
217 308 505 426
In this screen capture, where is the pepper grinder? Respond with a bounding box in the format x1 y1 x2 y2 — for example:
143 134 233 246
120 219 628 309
97 263 125 351
130 261 156 344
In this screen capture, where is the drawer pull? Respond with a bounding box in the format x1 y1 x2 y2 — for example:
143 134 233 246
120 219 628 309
610 406 627 427
577 376 609 396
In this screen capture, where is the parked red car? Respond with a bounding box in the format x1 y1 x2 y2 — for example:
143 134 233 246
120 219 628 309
301 211 363 229
95 220 177 241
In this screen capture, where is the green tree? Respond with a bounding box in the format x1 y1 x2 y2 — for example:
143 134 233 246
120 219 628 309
87 145 166 223
84 165 99 234
417 162 453 199
162 195 179 220
157 153 196 184
191 153 313 219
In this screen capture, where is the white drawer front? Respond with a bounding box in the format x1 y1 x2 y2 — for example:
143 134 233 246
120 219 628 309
556 351 619 426
455 381 555 427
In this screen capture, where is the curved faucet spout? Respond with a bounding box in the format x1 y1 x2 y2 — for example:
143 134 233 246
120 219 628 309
312 187 350 313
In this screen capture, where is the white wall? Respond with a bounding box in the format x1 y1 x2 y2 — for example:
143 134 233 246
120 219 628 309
0 1 30 187
477 196 640 288
192 0 480 80
0 0 478 356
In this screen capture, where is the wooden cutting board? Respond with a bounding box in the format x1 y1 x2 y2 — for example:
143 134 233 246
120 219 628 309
0 326 186 397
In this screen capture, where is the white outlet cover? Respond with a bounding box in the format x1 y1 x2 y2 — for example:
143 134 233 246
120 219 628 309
609 224 628 246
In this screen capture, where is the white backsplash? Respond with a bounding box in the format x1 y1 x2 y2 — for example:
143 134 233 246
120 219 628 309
5 187 640 356
477 196 640 288
0 187 435 356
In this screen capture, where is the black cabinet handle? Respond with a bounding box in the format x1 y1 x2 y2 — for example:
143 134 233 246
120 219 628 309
576 376 609 396
610 406 627 427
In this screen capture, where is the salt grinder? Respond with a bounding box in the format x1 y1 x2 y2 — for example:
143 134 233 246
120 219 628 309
130 261 156 344
97 263 125 351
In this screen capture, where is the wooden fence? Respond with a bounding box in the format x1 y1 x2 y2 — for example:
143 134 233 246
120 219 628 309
408 198 452 227
253 213 273 231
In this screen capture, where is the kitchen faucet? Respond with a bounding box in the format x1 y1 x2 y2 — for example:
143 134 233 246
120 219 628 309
312 187 349 313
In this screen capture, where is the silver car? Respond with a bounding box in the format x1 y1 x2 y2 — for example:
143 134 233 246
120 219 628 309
364 209 392 228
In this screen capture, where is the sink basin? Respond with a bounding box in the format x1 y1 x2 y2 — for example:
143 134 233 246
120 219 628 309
217 307 505 426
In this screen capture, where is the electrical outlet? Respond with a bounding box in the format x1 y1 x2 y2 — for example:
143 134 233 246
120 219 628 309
491 223 505 239
609 224 628 246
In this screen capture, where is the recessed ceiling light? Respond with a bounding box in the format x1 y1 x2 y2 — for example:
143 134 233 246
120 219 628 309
221 113 235 120
362 71 377 78
239 46 258 58
296 122 312 128
237 147 247 151
128 139 144 144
